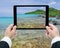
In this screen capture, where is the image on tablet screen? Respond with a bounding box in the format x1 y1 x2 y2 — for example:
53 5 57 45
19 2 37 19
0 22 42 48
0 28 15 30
17 7 46 28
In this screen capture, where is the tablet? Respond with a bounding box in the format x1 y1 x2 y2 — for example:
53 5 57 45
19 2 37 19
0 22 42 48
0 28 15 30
13 5 49 30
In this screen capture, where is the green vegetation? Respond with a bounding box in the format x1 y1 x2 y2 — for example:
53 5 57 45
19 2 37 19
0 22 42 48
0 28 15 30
25 9 45 14
49 8 60 17
25 8 60 17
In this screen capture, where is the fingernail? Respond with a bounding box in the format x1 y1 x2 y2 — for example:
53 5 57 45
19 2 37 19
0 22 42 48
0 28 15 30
46 26 48 28
11 24 13 26
14 26 17 28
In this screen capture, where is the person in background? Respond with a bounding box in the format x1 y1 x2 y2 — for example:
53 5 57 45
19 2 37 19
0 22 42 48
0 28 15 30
0 24 16 48
0 24 60 48
46 24 60 48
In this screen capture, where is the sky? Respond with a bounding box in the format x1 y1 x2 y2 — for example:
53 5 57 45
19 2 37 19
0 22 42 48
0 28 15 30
0 0 60 17
17 7 45 14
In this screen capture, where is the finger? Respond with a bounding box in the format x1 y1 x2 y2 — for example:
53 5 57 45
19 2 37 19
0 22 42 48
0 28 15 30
45 30 49 35
12 26 16 32
45 31 48 37
13 26 16 30
14 32 17 36
7 24 13 31
49 24 57 30
46 26 52 33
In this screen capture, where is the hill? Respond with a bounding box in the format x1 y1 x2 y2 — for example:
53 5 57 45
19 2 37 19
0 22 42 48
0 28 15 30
49 8 60 17
25 8 60 17
25 9 45 14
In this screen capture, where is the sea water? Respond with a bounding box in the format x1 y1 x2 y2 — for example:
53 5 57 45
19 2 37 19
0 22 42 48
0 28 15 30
0 17 13 29
17 14 40 18
0 14 44 38
0 14 41 29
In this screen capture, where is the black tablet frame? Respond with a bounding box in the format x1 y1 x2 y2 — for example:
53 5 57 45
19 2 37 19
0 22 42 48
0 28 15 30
13 5 49 30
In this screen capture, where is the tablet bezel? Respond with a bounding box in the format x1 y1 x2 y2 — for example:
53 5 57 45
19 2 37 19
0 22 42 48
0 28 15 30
13 5 49 30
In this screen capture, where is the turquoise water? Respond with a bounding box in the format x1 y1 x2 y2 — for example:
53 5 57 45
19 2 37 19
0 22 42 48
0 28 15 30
0 14 42 29
17 14 40 18
49 18 56 20
0 17 13 29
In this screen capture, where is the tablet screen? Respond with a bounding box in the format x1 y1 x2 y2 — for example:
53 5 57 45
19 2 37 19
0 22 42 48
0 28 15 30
14 5 49 29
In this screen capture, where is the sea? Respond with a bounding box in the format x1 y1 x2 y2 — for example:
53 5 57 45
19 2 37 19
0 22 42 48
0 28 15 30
17 14 40 18
0 14 40 30
0 14 46 39
0 17 13 30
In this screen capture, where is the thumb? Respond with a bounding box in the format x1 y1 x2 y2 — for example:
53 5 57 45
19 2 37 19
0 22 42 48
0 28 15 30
7 24 13 31
13 26 16 31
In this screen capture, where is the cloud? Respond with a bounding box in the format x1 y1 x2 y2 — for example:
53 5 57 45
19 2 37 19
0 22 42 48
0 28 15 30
17 7 45 14
49 1 56 5
0 0 59 17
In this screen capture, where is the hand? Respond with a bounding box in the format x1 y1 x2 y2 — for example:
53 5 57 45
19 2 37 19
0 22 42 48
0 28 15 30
46 24 59 39
5 24 16 39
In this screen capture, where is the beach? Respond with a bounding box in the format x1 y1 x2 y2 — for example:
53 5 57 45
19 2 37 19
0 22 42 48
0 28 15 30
0 0 60 48
0 16 51 48
0 30 51 48
0 16 59 48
